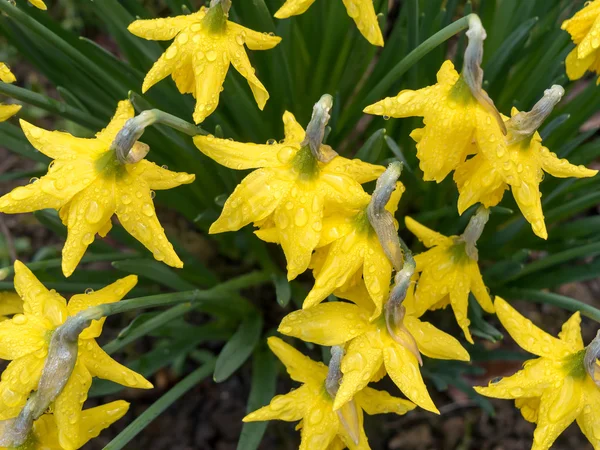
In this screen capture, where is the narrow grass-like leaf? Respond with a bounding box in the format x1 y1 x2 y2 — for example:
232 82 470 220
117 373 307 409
112 259 197 291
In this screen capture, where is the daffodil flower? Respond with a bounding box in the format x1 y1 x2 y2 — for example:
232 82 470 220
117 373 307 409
274 0 384 47
0 261 152 450
562 0 600 83
243 337 415 449
194 111 384 280
0 401 129 450
0 292 22 321
0 100 195 276
278 292 470 414
475 297 600 450
128 1 281 123
456 88 598 239
405 215 494 344
0 63 21 122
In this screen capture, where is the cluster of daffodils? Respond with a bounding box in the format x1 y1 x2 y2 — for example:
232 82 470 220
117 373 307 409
0 0 599 449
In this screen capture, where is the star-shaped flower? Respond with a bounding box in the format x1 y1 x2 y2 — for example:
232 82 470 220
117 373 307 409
0 100 195 276
0 292 22 321
274 0 384 47
0 63 21 122
243 337 415 449
562 0 600 83
405 216 494 344
194 112 384 280
364 60 500 183
2 401 129 450
475 297 600 450
0 261 152 450
456 107 597 240
278 292 470 414
128 3 281 124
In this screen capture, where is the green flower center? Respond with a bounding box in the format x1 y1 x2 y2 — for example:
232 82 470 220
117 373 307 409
292 146 320 181
448 75 475 105
562 349 587 379
203 3 228 34
96 150 127 180
448 240 470 265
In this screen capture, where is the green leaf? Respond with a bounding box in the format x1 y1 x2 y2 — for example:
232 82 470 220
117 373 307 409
271 272 291 307
355 128 386 163
214 313 264 382
112 259 197 291
468 296 503 343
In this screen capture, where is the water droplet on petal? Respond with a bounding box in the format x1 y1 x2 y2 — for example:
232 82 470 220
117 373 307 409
85 288 94 295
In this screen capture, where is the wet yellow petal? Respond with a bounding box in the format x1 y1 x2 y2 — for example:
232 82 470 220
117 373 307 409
516 397 541 423
194 134 289 170
558 312 584 352
383 340 439 414
282 111 306 143
80 339 153 389
405 216 452 248
267 337 328 386
362 236 392 319
95 100 135 145
210 168 292 233
128 13 201 41
228 39 274 110
228 23 282 50
454 153 507 214
54 361 92 450
355 387 416 416
279 302 370 346
404 315 470 361
274 0 317 18
28 0 47 9
0 63 16 83
577 14 600 59
192 48 230 123
494 297 572 359
115 168 183 269
540 147 598 179
76 401 130 448
577 376 600 450
141 42 183 93
341 0 384 46
565 46 597 80
243 385 311 422
61 176 117 277
0 292 22 317
562 1 600 43
299 401 338 450
31 414 61 448
449 268 473 344
0 104 21 122
317 215 354 247
469 262 495 314
0 316 48 360
322 157 385 184
0 354 45 420
68 275 137 339
334 331 384 410
133 160 196 190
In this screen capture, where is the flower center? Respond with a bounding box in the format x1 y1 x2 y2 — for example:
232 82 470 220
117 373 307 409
562 349 587 379
291 146 320 181
448 75 475 105
203 2 228 34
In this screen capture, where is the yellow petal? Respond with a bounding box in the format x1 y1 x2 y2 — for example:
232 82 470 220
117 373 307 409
299 402 339 450
319 174 372 211
267 336 328 386
31 415 61 448
132 160 196 190
516 396 541 423
404 316 470 361
193 135 289 170
0 104 21 122
447 268 474 344
279 302 370 346
304 232 365 308
364 86 436 118
384 181 405 216
61 176 117 277
115 169 183 268
405 216 452 248
531 376 583 450
282 111 306 143
274 0 317 18
128 14 201 41
0 354 45 420
540 147 598 179
512 179 547 239
341 0 384 46
0 292 22 317
0 316 48 360
54 361 93 450
577 376 600 449
383 340 439 414
68 275 138 339
80 339 153 389
28 0 47 9
468 261 495 314
243 385 311 422
322 157 385 185
210 168 292 233
494 297 573 359
355 387 416 416
362 237 392 320
76 401 130 448
558 312 584 352
275 183 324 280
228 23 282 50
454 153 507 214
0 63 16 83
192 48 230 123
334 331 384 410
13 260 67 325
0 159 98 214
227 39 273 110
141 42 183 93
95 100 135 145
562 1 600 43
565 46 597 80
474 358 556 400
577 14 600 59
20 119 104 160
317 215 354 247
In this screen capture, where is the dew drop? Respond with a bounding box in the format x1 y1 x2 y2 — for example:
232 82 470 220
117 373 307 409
85 288 94 295
29 177 39 184
150 190 156 199
206 50 217 61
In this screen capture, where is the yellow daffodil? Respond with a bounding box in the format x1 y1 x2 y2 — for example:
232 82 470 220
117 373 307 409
0 100 195 276
475 297 600 450
405 216 494 344
562 0 600 82
0 292 22 321
194 111 384 280
0 63 21 122
278 293 470 414
364 60 500 183
274 0 384 47
0 261 152 450
457 104 597 240
28 0 47 9
243 337 415 449
128 2 281 124
0 401 129 450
